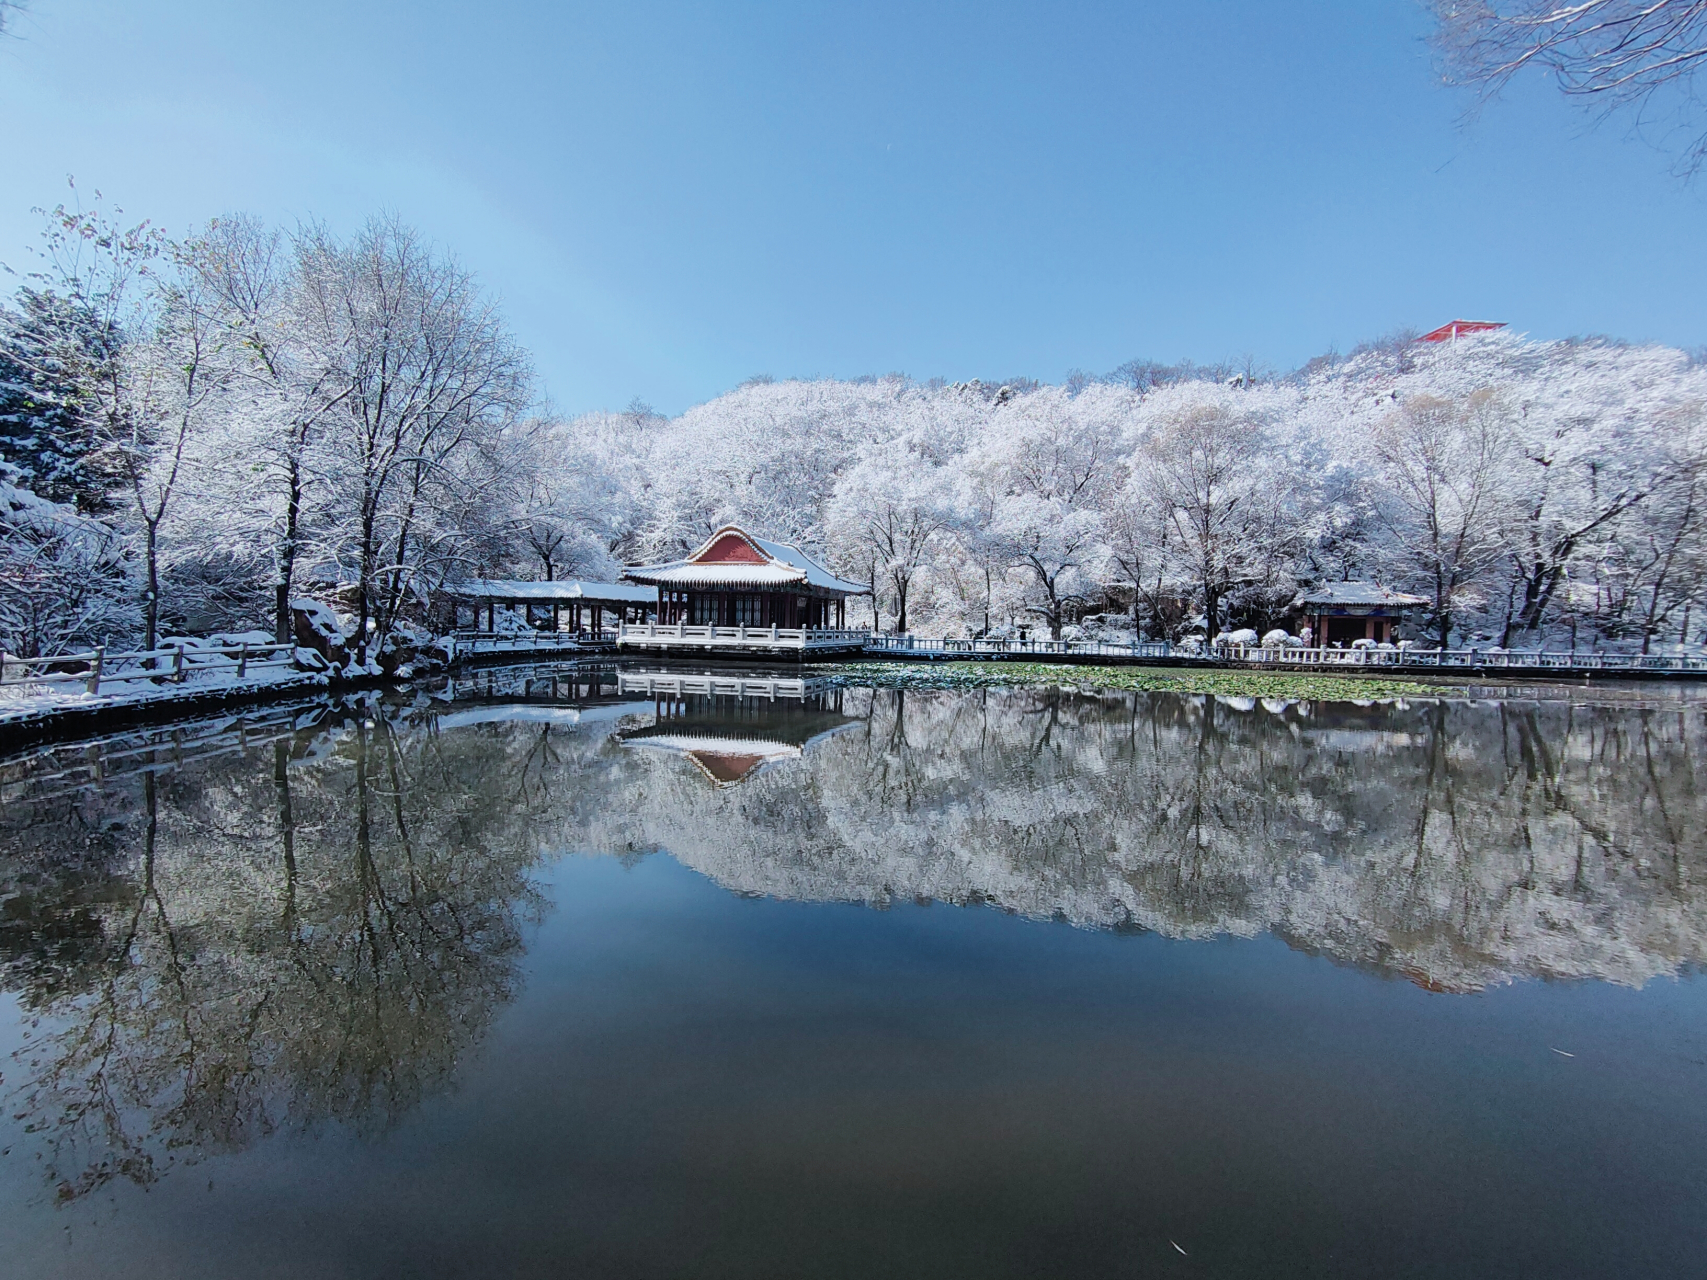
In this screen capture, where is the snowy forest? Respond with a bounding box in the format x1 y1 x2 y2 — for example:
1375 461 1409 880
4 197 1707 659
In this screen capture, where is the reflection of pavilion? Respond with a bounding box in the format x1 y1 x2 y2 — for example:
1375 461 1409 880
613 680 859 787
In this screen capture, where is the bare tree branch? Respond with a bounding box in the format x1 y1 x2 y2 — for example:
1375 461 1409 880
1430 1 1707 173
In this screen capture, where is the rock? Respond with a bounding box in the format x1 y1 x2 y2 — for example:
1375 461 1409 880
292 646 329 673
290 598 350 671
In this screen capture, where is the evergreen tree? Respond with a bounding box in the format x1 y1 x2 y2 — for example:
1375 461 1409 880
0 288 120 512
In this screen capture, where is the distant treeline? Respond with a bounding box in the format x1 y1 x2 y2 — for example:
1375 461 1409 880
4 197 1706 657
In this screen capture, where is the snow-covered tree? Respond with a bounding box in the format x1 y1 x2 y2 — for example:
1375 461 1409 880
828 437 960 633
25 201 239 651
1132 385 1301 638
972 387 1124 638
1365 390 1517 648
175 216 360 641
295 217 531 661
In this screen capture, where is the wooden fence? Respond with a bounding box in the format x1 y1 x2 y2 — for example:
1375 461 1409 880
1 641 299 698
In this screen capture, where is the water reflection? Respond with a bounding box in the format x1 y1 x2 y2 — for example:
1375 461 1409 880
2 668 1705 1204
598 684 1707 994
615 671 859 785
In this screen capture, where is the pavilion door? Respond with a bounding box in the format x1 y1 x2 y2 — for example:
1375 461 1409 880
1325 616 1367 645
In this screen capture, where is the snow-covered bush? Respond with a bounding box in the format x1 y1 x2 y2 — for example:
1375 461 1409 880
0 467 137 658
491 609 535 637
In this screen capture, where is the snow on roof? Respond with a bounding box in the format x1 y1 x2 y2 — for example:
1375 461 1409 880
1294 582 1431 608
623 525 869 595
434 701 651 730
440 578 656 604
617 722 859 786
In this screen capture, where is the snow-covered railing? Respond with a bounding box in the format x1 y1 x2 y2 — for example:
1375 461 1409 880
451 630 595 654
617 672 823 700
1219 644 1707 673
2 704 312 805
1 642 300 697
861 634 1707 674
865 635 1175 659
617 624 870 650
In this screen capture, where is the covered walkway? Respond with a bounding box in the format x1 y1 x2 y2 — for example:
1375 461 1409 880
442 579 657 637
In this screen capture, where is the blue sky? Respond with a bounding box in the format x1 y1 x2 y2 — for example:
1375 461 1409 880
1 1 1703 414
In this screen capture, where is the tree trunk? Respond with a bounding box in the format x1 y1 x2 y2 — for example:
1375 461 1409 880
144 520 161 652
356 509 376 667
275 738 298 937
275 457 303 645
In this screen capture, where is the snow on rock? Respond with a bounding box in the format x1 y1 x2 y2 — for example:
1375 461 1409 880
210 630 277 648
292 647 330 672
290 599 351 670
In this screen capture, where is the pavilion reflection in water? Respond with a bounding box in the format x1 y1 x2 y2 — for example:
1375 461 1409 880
614 672 859 787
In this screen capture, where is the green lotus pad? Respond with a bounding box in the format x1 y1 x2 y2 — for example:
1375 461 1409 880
825 661 1440 700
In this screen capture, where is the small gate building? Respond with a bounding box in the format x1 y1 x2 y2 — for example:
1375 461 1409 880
1292 583 1430 646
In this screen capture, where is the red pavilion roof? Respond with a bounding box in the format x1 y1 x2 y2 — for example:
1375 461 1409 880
1417 319 1505 343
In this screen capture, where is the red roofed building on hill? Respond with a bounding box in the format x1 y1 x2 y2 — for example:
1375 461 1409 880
1417 319 1505 343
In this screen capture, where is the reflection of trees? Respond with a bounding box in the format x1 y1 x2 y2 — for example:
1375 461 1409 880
602 688 1707 991
0 711 572 1201
2 683 1704 1200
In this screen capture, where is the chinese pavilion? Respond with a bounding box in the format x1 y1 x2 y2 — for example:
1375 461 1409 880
621 525 868 631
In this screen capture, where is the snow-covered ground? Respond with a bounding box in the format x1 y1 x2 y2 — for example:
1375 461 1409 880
0 657 329 727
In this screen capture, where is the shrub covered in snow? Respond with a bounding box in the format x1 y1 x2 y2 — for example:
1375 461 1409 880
0 467 138 658
490 609 536 637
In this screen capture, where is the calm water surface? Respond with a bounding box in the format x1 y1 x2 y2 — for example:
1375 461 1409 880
1 666 1704 1278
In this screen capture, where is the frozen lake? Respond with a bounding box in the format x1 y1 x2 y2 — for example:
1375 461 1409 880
1 666 1704 1277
